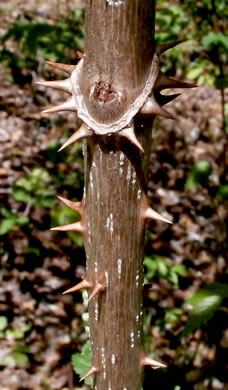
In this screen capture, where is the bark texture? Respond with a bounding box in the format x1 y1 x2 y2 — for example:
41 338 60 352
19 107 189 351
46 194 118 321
81 2 156 389
84 120 153 390
80 0 156 125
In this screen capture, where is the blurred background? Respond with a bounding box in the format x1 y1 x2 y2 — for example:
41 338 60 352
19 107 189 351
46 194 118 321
0 0 227 389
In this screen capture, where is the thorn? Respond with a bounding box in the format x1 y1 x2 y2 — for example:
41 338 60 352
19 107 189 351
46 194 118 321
155 71 198 91
46 60 75 74
140 354 167 369
141 195 172 224
57 196 84 216
63 278 91 294
145 207 172 224
50 221 85 233
42 97 75 114
156 39 185 56
76 50 84 59
155 92 180 106
139 96 175 120
80 366 99 382
58 123 93 151
88 282 105 302
35 78 72 94
118 126 144 152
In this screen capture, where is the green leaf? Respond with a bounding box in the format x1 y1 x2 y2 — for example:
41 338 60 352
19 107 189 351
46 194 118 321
165 308 183 324
185 160 211 191
202 32 228 51
16 216 29 225
12 188 31 203
72 341 92 386
0 208 13 218
0 316 8 331
0 218 17 235
168 271 179 287
6 325 31 339
156 257 168 277
183 284 228 335
12 352 29 366
172 264 188 276
144 256 157 279
217 184 228 201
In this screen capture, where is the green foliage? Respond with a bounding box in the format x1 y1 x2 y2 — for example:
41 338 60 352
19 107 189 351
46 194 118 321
12 168 57 208
156 0 228 90
0 11 84 83
72 341 92 386
0 208 29 235
185 161 211 191
144 255 187 289
216 183 228 201
165 308 183 325
183 283 228 335
0 321 31 368
0 316 8 332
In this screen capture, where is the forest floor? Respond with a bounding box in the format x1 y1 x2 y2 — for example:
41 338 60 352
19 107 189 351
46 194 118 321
0 2 227 390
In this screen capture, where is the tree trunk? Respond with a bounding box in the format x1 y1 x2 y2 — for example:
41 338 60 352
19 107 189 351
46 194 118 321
82 3 156 388
39 0 195 389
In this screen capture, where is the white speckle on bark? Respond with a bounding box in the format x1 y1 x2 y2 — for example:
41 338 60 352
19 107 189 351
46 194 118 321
137 189 142 200
106 0 124 7
111 354 116 365
117 258 122 279
130 331 134 348
106 213 114 233
138 330 141 339
132 171 136 185
140 310 143 317
92 161 96 168
127 165 131 182
101 347 106 378
105 271 109 287
136 273 139 287
94 301 99 321
108 384 112 390
90 171 93 188
136 315 139 322
119 152 125 176
94 260 98 273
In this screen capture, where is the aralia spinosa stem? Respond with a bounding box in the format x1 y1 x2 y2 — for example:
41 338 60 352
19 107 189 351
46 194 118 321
36 1 197 389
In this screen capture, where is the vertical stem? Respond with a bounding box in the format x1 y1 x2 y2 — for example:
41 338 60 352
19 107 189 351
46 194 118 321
81 1 156 389
84 120 153 390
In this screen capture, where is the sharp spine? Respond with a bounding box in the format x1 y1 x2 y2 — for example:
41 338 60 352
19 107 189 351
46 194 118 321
58 123 93 151
118 126 144 152
57 196 84 216
88 282 105 302
76 50 84 59
35 78 72 94
42 97 75 114
155 92 180 106
140 354 166 369
145 207 172 224
139 96 175 119
155 71 198 91
46 60 75 74
156 40 185 56
63 278 91 294
50 221 85 233
80 366 99 382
